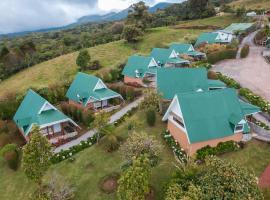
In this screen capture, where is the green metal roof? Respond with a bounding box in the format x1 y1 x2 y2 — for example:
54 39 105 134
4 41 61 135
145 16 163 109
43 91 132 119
240 101 260 116
157 68 209 100
208 80 226 88
170 43 205 57
13 89 70 136
176 88 256 143
195 32 221 47
122 55 158 78
223 23 254 34
150 48 189 66
66 72 121 106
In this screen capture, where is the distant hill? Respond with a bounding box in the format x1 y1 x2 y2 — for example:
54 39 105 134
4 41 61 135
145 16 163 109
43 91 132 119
77 2 173 24
0 2 173 38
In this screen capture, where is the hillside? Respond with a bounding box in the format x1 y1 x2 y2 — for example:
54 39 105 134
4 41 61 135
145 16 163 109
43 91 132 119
229 0 270 10
0 15 239 100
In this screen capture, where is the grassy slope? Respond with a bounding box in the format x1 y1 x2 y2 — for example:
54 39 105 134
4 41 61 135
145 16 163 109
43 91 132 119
0 111 176 200
229 0 270 10
0 15 238 99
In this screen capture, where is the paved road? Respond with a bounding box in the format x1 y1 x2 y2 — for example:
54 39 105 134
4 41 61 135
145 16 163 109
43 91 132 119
54 96 144 153
213 31 270 102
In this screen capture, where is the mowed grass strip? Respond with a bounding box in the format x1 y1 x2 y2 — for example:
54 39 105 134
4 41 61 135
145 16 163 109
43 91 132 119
0 15 238 99
0 111 176 200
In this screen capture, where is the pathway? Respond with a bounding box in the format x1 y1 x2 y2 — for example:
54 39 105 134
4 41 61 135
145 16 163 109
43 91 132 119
54 96 144 153
213 31 270 102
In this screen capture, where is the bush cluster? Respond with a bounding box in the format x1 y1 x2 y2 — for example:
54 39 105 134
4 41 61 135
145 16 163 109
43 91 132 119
240 44 249 58
216 73 241 89
60 102 95 126
163 130 187 163
196 141 239 160
97 68 123 83
51 135 98 164
239 88 270 114
0 143 20 170
207 49 237 64
146 109 156 127
108 84 142 102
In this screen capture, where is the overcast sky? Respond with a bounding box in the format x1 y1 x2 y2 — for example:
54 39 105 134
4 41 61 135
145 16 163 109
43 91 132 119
0 0 180 34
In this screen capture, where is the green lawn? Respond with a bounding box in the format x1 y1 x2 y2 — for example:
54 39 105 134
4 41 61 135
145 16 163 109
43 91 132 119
0 111 176 200
0 15 239 100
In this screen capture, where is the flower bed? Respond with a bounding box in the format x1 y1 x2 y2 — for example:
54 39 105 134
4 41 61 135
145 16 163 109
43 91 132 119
162 130 187 163
216 73 241 89
253 118 270 131
196 141 239 160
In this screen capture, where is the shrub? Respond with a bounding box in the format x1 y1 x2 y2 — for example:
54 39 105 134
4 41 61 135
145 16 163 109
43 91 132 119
196 141 239 160
108 84 142 102
216 73 241 89
89 60 101 70
207 49 237 64
0 143 20 170
207 70 218 80
146 109 156 127
240 44 249 58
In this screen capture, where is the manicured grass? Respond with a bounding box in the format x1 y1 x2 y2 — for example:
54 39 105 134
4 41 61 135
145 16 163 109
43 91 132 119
0 15 239 99
229 0 270 10
0 111 176 200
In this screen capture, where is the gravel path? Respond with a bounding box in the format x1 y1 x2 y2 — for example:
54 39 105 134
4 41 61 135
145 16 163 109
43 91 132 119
54 96 144 153
213 31 270 102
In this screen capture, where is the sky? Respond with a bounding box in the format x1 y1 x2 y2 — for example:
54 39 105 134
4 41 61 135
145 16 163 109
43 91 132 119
0 0 180 34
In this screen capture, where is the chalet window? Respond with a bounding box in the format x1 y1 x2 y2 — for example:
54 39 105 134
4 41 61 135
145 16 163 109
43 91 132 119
173 116 185 128
235 124 243 132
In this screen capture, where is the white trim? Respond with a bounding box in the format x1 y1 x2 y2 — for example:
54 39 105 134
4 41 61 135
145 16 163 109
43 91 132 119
169 50 178 58
100 94 123 101
40 118 79 129
38 102 57 114
188 45 194 52
93 79 107 91
148 58 158 68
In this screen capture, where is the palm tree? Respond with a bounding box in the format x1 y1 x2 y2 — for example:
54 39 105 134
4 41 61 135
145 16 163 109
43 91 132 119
101 125 120 152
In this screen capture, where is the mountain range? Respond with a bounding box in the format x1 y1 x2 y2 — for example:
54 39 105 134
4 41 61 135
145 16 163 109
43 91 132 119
0 2 172 37
77 2 172 24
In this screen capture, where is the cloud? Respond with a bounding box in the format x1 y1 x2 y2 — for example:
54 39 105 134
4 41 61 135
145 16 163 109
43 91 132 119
0 0 180 34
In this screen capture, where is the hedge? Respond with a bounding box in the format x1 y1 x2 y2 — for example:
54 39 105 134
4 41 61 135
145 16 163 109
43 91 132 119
240 44 249 58
162 130 187 163
216 73 241 89
196 141 239 160
207 49 237 64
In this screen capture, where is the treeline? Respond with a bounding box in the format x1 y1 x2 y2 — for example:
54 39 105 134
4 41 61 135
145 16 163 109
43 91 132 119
0 22 124 81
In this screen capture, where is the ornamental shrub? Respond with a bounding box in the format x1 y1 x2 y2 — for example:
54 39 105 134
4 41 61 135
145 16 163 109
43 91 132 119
216 73 241 89
196 141 239 160
0 143 20 170
146 109 156 127
240 44 249 58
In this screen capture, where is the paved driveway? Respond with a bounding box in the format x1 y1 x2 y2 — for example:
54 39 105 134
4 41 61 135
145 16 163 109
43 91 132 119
213 31 270 102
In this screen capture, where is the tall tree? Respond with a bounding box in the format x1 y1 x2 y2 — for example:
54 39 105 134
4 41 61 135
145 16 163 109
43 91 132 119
76 49 91 71
127 1 150 31
117 155 151 200
122 25 143 43
22 126 52 187
92 111 110 143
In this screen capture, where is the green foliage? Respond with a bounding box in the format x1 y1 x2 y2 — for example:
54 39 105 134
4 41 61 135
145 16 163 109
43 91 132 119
199 157 263 199
163 130 187 163
22 126 52 185
146 109 156 127
240 44 250 58
92 111 110 143
165 157 263 200
120 131 161 166
196 141 239 160
122 25 143 43
207 49 237 64
108 84 142 102
239 88 270 114
217 72 241 89
140 89 160 111
117 155 151 200
0 143 20 170
76 49 91 71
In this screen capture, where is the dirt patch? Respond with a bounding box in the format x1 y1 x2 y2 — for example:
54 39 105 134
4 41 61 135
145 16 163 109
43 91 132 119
146 187 155 200
99 173 120 194
173 25 220 30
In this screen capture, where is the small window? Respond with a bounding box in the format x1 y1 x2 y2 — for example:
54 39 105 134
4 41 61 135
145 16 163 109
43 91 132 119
173 116 185 128
235 124 243 132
